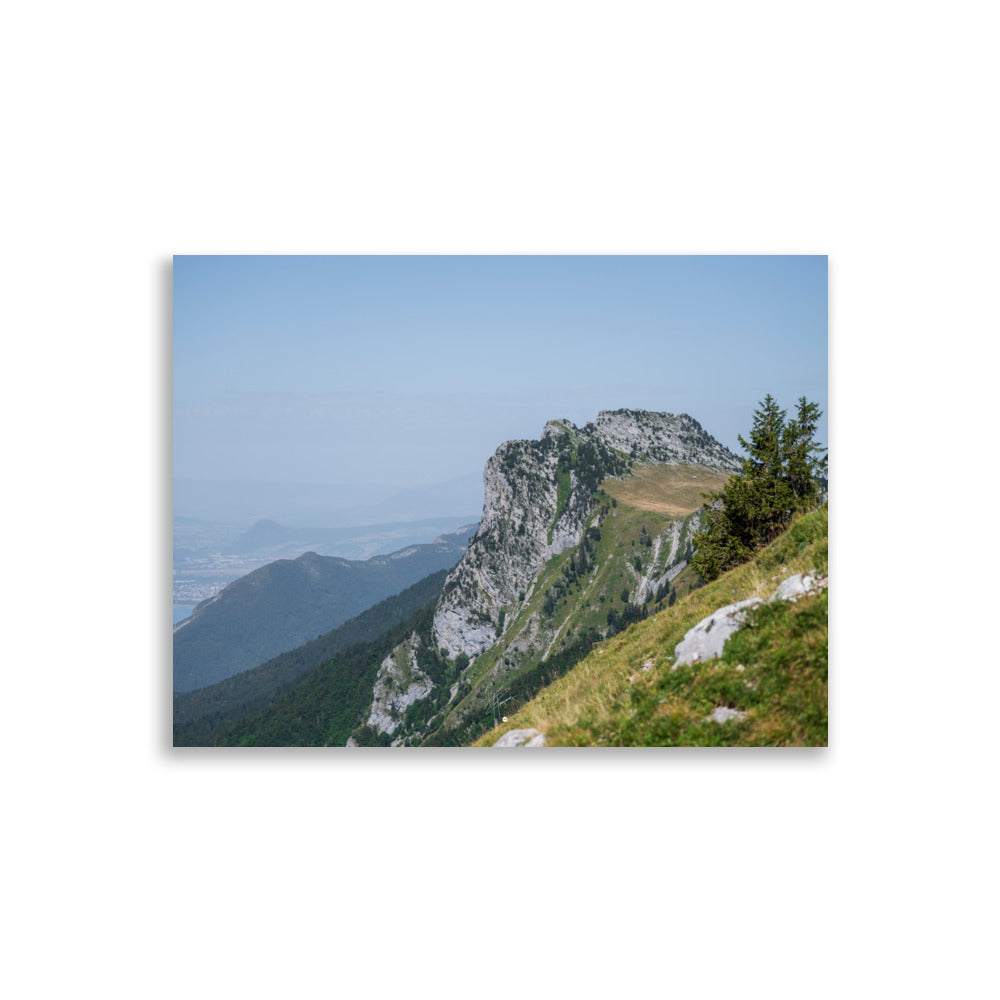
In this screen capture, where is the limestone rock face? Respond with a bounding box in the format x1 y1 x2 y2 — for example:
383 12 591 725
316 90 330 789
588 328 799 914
630 510 703 606
366 632 433 735
432 409 739 661
589 409 741 470
432 438 579 660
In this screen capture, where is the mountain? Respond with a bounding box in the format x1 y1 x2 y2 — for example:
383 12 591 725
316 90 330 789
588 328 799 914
213 408 746 746
433 409 739 662
472 506 828 747
366 408 742 745
173 568 452 746
223 519 294 554
172 525 477 692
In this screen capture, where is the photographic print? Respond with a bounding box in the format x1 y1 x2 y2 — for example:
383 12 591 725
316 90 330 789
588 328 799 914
173 254 828 747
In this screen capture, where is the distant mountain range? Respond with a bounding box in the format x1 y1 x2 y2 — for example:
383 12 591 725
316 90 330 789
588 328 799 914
173 524 477 692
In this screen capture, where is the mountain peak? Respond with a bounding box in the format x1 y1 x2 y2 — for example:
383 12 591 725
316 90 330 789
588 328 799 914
430 408 739 666
542 417 577 439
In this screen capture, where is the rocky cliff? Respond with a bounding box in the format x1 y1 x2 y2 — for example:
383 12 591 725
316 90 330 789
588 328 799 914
350 409 741 746
432 409 739 661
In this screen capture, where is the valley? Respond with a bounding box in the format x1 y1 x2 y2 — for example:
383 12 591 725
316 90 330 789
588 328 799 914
172 513 479 606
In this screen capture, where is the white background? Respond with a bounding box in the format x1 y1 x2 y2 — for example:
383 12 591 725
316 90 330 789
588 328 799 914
3 2 995 998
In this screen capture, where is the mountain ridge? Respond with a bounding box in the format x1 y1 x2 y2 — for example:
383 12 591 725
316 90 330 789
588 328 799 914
354 409 741 745
172 524 476 692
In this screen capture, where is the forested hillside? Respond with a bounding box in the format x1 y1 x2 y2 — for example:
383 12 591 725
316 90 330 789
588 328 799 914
173 568 451 746
173 526 475 691
214 601 441 747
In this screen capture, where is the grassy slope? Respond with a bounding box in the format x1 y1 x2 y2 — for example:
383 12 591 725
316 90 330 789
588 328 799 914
473 506 828 747
173 568 450 746
603 462 732 519
430 492 701 741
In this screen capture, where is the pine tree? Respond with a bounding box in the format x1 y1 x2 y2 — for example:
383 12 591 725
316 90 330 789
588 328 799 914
692 394 827 581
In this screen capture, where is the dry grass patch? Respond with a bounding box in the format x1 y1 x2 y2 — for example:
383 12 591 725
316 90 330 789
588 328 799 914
603 463 732 518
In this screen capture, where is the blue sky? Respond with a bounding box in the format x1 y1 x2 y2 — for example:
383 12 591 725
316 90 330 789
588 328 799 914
174 255 827 494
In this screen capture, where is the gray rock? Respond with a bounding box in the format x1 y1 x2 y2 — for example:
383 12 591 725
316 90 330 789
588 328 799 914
707 706 746 724
366 632 434 735
493 728 546 747
770 573 815 603
673 598 763 666
433 410 740 661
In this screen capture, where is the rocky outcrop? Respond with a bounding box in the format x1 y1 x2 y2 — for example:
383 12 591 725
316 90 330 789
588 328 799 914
631 509 701 606
366 632 433 735
433 409 739 661
493 728 548 747
588 409 740 470
770 572 828 603
673 598 764 666
433 439 586 659
674 571 828 667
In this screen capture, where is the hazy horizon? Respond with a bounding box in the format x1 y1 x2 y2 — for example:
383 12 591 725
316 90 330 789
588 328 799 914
174 255 828 509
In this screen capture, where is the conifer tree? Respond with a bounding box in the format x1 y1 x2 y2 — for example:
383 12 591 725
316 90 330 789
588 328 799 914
692 394 827 581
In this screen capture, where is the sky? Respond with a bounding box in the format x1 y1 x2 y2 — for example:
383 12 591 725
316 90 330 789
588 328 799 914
174 254 828 502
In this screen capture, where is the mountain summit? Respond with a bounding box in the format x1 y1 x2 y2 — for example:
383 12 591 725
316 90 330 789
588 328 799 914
344 409 740 745
434 409 739 661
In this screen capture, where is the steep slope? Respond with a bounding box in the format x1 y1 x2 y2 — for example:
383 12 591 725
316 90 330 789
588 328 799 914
188 409 744 747
349 409 741 746
475 506 828 747
432 410 738 661
172 568 452 746
172 525 476 691
215 600 442 748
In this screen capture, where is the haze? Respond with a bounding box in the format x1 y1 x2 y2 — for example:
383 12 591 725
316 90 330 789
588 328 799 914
174 254 827 522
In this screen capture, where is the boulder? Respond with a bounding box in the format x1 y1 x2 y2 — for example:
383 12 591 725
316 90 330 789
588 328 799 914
770 573 816 603
493 728 547 747
673 598 763 666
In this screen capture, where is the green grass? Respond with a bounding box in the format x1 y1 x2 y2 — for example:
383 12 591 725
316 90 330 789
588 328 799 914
473 506 828 747
434 498 701 741
548 467 572 544
612 591 827 746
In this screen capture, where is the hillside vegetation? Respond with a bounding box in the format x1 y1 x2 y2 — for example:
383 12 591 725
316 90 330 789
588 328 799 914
173 568 451 746
602 463 732 519
425 492 705 744
176 403 825 749
214 601 441 747
475 506 828 747
173 526 473 691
